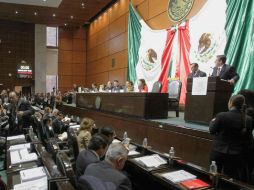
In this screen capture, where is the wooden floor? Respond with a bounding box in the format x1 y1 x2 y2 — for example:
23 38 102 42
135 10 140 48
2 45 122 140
58 104 213 169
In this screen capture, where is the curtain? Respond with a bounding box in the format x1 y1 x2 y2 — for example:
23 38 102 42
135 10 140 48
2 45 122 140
176 21 191 104
159 29 176 93
225 0 254 92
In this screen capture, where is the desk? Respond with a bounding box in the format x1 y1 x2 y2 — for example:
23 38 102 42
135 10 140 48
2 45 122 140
76 92 168 119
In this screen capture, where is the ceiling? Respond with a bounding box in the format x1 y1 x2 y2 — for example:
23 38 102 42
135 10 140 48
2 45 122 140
0 0 114 27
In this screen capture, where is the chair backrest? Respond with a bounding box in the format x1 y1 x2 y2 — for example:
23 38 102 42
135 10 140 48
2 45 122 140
168 80 182 99
68 128 80 161
151 81 162 93
77 175 116 190
56 152 76 186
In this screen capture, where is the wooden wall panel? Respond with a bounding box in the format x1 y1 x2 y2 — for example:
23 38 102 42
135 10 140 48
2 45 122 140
85 0 208 87
58 27 86 92
0 19 34 91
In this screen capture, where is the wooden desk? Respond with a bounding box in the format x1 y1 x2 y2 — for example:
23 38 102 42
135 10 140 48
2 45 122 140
76 92 168 119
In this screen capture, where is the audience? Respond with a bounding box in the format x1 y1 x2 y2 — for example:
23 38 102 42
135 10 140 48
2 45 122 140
209 94 254 180
77 118 95 151
76 134 109 180
79 143 131 190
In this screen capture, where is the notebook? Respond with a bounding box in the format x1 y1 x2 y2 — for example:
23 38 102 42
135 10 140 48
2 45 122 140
20 167 47 183
161 170 197 183
13 177 47 190
128 150 140 156
180 179 210 189
9 143 30 151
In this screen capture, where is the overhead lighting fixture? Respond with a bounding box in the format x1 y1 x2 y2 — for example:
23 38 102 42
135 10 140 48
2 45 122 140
15 11 19 14
34 12 38 16
70 15 74 19
8 50 11 54
43 0 47 2
64 23 67 26
53 13 56 17
81 2 85 8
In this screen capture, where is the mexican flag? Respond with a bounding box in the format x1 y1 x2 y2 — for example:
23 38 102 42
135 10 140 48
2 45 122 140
189 0 227 75
128 3 191 103
128 3 173 92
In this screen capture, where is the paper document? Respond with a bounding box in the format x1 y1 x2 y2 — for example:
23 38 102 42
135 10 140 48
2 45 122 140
9 143 30 151
134 154 167 168
7 135 25 141
192 77 208 95
10 149 37 165
13 177 47 190
128 150 140 156
20 167 47 183
161 170 197 183
112 139 121 143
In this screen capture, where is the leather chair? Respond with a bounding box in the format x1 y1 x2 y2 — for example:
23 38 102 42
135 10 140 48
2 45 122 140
56 151 76 187
168 80 182 117
67 128 80 162
151 81 162 93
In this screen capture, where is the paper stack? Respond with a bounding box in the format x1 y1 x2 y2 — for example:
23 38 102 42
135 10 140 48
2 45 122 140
10 149 37 165
7 135 25 141
134 154 167 168
20 167 47 183
13 176 47 190
161 170 197 183
9 143 31 152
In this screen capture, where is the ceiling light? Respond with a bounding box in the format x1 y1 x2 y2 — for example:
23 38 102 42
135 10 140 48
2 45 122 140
34 12 38 16
15 11 19 14
8 50 11 54
81 2 85 8
53 13 56 17
43 0 46 2
70 15 74 19
64 23 67 26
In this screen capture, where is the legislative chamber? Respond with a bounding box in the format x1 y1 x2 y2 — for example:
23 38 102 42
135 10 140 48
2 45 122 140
0 0 254 190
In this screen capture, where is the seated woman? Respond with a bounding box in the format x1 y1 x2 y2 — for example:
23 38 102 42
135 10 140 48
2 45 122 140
77 118 95 151
91 83 98 92
125 80 134 92
99 84 106 92
138 79 148 92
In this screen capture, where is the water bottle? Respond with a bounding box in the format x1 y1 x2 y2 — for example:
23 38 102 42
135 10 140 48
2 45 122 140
209 161 217 174
51 165 61 177
29 126 34 140
168 147 175 166
123 131 128 140
142 138 148 148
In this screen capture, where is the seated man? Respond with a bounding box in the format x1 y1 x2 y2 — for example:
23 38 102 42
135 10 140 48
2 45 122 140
99 126 116 144
112 80 122 92
188 63 207 78
79 143 131 190
52 111 68 135
76 134 109 180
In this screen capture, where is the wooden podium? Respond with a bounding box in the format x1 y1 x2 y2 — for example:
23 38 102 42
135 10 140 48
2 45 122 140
184 77 233 125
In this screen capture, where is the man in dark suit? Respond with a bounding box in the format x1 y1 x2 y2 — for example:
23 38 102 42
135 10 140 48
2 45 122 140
188 63 207 78
8 91 34 135
79 143 131 190
76 134 109 180
52 111 68 135
211 55 239 85
112 80 122 92
209 95 253 179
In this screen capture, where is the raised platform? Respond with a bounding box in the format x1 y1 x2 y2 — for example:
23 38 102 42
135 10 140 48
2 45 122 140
58 103 213 168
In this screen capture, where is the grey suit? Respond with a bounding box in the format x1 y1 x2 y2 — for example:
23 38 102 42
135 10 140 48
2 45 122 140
84 161 132 190
188 70 207 78
211 64 239 82
76 149 100 180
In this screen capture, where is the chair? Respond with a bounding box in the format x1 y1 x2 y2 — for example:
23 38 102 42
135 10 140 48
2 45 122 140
67 128 80 162
56 151 76 187
77 175 116 190
168 80 182 117
151 81 162 93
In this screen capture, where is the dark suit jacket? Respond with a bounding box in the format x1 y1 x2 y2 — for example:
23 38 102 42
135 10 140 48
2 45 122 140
76 149 100 180
77 175 116 190
8 99 34 134
85 161 132 190
209 109 253 155
52 118 65 134
211 64 239 82
188 70 207 78
112 86 122 92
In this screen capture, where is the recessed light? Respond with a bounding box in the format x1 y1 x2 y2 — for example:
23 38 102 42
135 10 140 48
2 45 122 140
43 0 46 2
53 13 56 17
34 12 38 16
15 11 19 14
8 50 11 54
64 23 67 26
70 15 74 19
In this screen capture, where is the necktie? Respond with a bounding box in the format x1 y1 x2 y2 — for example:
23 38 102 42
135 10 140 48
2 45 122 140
217 67 221 76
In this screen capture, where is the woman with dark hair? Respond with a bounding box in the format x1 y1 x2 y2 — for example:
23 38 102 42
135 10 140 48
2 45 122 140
137 79 148 93
209 95 253 180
